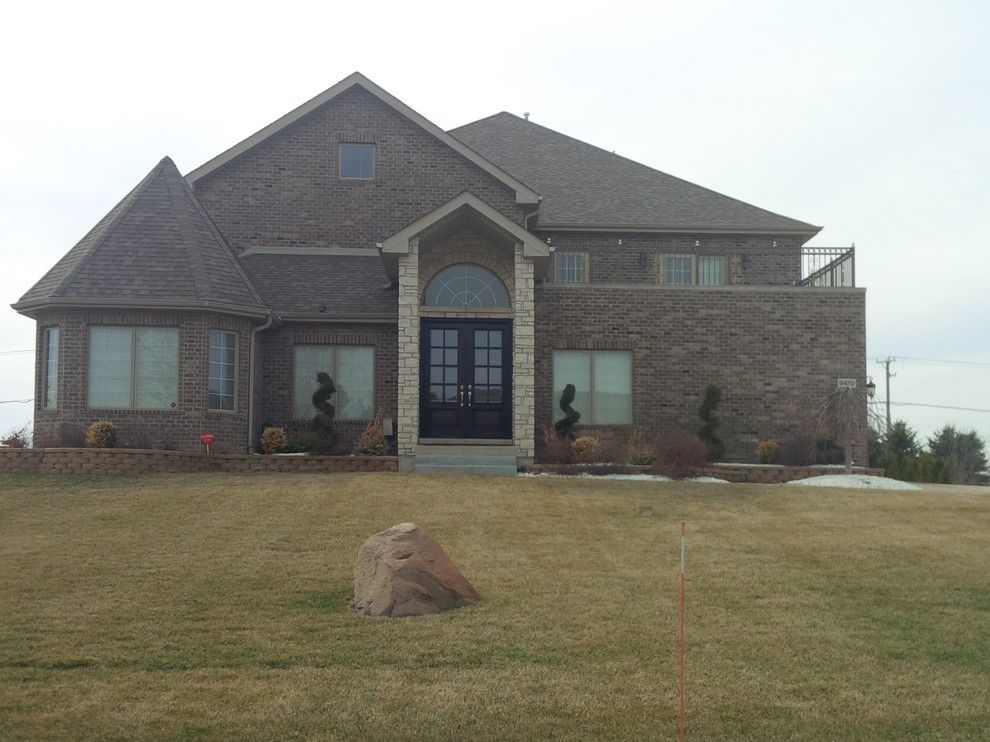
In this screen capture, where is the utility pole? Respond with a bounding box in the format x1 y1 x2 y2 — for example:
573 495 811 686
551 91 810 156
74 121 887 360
876 357 896 434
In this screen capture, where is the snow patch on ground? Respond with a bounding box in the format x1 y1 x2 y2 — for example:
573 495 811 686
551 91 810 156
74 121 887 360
519 472 731 483
786 474 921 491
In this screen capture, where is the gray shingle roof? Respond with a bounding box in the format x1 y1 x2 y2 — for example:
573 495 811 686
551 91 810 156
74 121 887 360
14 157 267 315
450 112 820 234
238 252 396 318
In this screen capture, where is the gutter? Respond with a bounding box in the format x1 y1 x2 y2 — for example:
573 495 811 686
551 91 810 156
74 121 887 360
246 314 275 453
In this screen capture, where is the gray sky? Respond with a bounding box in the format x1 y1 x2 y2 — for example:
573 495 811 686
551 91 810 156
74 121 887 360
2 0 988 449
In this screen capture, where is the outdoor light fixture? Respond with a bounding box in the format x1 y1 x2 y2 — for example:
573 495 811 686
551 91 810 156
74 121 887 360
866 378 876 398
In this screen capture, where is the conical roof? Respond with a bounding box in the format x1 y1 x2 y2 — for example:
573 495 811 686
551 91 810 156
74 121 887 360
13 157 267 316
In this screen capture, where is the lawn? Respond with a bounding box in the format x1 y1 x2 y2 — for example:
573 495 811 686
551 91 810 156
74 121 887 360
0 473 987 740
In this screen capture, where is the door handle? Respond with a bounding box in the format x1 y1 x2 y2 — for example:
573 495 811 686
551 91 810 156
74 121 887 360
467 384 472 406
458 385 464 407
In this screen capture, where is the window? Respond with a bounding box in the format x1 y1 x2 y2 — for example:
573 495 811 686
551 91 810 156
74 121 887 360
552 350 632 425
208 330 237 411
697 256 725 286
293 345 374 420
88 327 178 409
423 264 510 308
664 255 693 285
661 255 725 286
554 252 588 284
42 327 59 409
339 143 375 179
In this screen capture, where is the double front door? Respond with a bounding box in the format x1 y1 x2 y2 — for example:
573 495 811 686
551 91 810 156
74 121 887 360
420 319 512 439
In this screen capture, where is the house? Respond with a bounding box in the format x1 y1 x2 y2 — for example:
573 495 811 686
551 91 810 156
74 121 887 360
12 72 867 467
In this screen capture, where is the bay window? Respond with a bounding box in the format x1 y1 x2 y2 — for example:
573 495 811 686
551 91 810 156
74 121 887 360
88 327 178 409
208 330 237 411
42 327 59 409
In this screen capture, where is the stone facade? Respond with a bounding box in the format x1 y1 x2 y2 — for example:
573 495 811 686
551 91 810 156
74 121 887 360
31 309 254 453
512 245 536 462
396 240 420 459
534 283 868 463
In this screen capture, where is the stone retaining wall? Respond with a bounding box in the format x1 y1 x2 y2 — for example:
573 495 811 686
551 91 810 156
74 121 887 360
0 448 397 475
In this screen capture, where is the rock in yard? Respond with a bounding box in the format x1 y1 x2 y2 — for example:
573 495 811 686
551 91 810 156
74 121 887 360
352 522 479 617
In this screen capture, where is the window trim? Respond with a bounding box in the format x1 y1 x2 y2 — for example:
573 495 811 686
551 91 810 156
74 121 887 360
41 326 59 409
338 142 375 180
291 344 376 422
87 326 180 411
552 349 633 426
207 329 238 413
553 251 589 284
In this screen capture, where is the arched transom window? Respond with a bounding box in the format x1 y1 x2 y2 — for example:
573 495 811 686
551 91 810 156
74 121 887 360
423 264 510 308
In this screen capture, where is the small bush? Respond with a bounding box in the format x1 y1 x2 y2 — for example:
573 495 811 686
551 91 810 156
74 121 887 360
540 426 573 464
260 426 288 455
354 411 387 456
625 429 654 466
653 432 708 480
571 436 602 463
779 430 817 466
85 420 117 448
1 425 30 448
757 440 779 464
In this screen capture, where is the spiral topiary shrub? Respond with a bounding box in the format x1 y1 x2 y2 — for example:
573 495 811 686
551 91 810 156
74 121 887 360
697 384 725 461
309 372 338 454
554 383 581 438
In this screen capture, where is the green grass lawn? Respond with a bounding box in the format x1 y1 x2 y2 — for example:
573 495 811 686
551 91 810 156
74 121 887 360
0 473 987 740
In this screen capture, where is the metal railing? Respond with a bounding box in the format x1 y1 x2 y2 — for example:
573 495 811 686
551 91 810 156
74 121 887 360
800 246 855 287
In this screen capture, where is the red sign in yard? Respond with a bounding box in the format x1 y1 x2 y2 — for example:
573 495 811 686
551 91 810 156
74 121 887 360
199 431 215 447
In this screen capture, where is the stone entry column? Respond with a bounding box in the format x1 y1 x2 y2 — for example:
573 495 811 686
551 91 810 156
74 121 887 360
512 243 535 464
397 238 420 466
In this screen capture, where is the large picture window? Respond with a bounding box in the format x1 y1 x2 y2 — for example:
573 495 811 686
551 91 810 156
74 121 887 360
552 350 632 425
42 327 59 409
292 345 374 420
208 330 237 411
88 327 179 409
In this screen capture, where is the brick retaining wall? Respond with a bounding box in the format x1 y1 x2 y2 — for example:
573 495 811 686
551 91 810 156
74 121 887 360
0 448 397 475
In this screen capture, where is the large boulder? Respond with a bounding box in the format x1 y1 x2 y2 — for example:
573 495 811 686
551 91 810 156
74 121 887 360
352 522 479 617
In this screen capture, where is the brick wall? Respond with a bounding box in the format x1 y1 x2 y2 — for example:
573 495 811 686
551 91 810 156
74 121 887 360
33 309 256 453
534 284 868 463
0 448 397 475
539 232 805 285
194 85 529 252
254 321 398 452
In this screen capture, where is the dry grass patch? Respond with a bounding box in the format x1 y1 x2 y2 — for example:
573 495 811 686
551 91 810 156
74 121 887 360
0 473 987 739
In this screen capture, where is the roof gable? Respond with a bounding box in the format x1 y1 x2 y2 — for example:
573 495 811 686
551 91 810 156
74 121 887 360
13 158 267 316
451 112 820 235
185 72 540 206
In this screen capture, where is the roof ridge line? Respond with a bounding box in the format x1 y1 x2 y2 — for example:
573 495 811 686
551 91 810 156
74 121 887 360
49 159 168 298
165 164 212 301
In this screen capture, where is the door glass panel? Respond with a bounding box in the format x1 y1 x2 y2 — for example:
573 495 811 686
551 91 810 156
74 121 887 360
428 327 459 406
445 330 457 345
489 367 501 385
431 348 443 365
444 385 458 402
430 385 442 401
444 367 457 383
488 330 502 348
472 327 504 406
474 330 487 346
444 349 457 365
475 348 487 366
431 367 443 383
431 329 444 345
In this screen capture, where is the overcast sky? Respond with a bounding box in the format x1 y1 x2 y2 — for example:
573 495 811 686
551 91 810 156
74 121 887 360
1 0 988 449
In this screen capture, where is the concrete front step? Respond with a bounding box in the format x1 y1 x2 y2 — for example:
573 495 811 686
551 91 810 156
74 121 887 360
413 443 518 476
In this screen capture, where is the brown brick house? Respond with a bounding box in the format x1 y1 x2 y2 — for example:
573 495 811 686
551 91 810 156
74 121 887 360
13 72 867 467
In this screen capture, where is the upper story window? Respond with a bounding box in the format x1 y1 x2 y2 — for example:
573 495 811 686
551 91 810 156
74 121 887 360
661 255 726 286
88 327 178 409
339 143 375 179
553 252 588 284
42 327 59 409
423 264 510 308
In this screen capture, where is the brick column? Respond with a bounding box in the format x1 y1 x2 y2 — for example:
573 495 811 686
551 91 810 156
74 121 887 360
396 238 420 468
513 243 536 464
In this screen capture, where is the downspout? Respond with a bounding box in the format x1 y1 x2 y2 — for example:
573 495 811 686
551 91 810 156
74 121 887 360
247 313 274 452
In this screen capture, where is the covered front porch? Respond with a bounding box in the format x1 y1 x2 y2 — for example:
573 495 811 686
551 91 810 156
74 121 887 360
379 192 549 470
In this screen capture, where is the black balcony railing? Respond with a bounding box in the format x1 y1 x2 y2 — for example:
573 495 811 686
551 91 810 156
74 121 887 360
800 246 855 287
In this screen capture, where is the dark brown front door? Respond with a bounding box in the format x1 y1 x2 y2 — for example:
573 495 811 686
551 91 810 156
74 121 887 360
420 319 512 439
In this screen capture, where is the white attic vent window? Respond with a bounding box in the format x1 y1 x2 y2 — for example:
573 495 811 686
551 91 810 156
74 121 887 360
339 143 375 179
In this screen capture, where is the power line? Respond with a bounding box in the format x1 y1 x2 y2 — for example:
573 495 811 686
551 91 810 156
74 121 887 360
0 349 33 356
876 399 990 414
892 356 990 369
0 399 33 404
